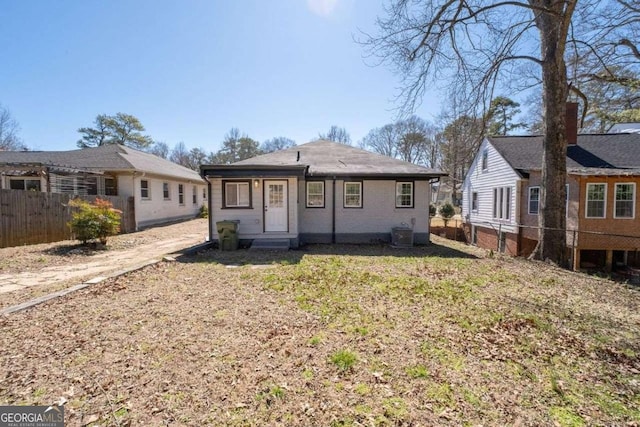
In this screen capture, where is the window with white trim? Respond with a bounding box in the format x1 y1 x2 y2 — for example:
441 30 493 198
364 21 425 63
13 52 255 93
528 186 540 214
141 180 150 200
344 182 362 208
306 181 325 207
163 182 170 200
493 186 511 220
192 186 197 205
481 149 488 170
614 183 635 218
471 192 478 212
586 183 606 218
224 181 251 208
395 182 414 208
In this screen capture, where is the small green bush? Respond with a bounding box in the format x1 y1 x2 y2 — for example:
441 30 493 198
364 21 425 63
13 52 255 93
429 204 437 217
68 198 121 245
198 204 209 218
439 203 455 227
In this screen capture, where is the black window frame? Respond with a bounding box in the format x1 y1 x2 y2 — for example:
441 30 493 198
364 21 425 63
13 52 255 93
395 181 415 208
222 180 253 209
343 181 363 208
306 181 325 208
141 179 150 200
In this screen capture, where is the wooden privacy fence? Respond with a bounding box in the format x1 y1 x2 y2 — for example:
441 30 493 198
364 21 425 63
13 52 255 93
0 189 135 248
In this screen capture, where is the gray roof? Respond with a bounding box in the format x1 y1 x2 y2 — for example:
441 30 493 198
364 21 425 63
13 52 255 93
230 140 445 178
0 144 203 182
488 133 640 174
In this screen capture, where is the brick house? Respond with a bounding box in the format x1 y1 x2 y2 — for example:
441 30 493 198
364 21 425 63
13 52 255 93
462 123 640 272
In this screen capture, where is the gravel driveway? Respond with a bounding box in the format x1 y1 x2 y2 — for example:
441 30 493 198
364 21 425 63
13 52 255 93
0 218 209 308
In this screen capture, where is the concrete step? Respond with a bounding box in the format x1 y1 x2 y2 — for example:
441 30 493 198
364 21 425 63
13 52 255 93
249 239 290 251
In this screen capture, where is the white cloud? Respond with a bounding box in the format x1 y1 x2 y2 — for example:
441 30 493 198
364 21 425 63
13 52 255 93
307 0 339 17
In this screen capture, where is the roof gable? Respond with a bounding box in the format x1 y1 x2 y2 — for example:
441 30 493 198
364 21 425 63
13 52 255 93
230 140 445 178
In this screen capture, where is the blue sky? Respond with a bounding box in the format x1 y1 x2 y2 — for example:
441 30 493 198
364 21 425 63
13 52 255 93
1 0 443 152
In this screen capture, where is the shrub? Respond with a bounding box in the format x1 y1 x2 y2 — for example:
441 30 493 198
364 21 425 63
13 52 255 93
429 204 437 217
439 203 455 227
68 198 122 245
199 204 209 218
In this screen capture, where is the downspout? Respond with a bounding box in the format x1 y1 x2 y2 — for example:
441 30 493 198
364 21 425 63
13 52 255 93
332 178 336 244
207 176 213 242
516 179 523 255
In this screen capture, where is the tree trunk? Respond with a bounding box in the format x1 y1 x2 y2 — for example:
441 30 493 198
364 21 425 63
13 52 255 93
531 1 571 267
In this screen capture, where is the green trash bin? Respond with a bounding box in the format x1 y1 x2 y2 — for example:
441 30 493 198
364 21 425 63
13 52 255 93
216 220 240 250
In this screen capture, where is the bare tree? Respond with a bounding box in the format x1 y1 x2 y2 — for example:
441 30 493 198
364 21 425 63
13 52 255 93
360 123 400 158
363 0 640 266
0 104 27 151
319 125 351 144
169 141 190 166
262 136 296 153
361 116 441 166
147 141 170 159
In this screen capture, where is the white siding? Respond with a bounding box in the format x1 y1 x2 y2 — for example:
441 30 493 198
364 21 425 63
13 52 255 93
299 179 431 235
210 177 299 240
120 174 206 229
462 139 521 233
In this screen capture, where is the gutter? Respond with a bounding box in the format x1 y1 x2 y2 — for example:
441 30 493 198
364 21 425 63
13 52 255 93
332 178 336 244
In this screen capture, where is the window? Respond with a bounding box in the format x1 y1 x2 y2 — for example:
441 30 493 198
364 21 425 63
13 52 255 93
224 181 251 208
471 192 478 212
493 186 511 220
104 178 117 196
178 184 184 205
141 180 150 199
528 186 540 214
344 182 362 208
481 149 488 170
9 178 41 191
615 183 635 218
202 188 207 200
395 182 414 208
192 186 197 205
86 177 98 195
163 182 170 200
59 178 75 194
586 183 606 218
306 181 325 208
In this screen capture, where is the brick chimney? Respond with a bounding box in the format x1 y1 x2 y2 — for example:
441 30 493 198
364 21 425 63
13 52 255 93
566 102 578 145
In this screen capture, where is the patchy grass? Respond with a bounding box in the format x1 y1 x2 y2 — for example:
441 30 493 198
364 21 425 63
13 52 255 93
0 239 639 425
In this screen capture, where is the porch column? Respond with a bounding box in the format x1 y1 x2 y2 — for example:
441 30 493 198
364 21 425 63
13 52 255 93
605 250 613 273
572 247 580 271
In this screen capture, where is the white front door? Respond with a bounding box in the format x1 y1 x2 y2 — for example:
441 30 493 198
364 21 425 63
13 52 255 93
264 180 288 232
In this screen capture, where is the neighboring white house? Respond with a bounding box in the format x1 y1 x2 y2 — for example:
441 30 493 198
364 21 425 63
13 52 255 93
200 140 446 248
0 144 207 229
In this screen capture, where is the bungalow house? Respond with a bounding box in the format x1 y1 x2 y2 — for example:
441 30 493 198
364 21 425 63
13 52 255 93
0 144 207 230
461 122 640 272
200 140 446 248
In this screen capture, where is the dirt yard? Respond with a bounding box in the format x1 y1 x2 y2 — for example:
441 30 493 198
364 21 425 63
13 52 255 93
0 219 208 308
0 237 638 426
